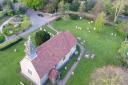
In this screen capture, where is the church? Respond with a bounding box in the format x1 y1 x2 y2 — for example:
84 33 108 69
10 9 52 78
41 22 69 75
20 32 77 85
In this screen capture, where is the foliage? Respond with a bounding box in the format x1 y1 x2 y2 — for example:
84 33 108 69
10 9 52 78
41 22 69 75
0 37 22 50
116 22 128 35
0 34 5 43
90 66 128 85
35 31 50 46
70 0 80 12
118 41 128 68
21 15 31 31
0 11 4 18
58 0 65 15
123 5 128 16
21 0 43 10
85 0 95 12
3 24 14 36
69 14 79 20
95 12 105 32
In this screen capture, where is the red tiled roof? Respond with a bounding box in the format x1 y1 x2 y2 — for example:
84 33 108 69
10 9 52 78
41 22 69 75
32 32 77 78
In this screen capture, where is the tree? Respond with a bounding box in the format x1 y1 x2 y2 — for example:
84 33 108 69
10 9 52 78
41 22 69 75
58 0 65 15
117 21 128 35
21 16 31 31
90 66 128 85
21 0 43 10
95 12 105 32
79 1 85 17
118 41 128 68
113 0 125 22
35 31 50 46
70 0 80 12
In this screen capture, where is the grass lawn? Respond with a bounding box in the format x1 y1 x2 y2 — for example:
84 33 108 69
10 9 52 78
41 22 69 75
0 41 31 85
52 19 124 85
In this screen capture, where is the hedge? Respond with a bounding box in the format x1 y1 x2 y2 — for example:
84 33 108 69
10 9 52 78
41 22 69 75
0 37 22 50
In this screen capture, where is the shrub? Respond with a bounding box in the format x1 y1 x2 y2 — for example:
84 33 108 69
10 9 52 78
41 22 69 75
0 34 5 43
35 31 50 46
21 16 31 31
69 0 80 12
117 41 128 68
69 14 79 20
0 37 22 50
3 25 14 36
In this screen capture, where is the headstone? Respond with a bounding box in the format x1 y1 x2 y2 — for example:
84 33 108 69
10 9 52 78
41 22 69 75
43 29 46 31
20 81 24 85
76 25 78 29
65 66 67 70
94 27 96 31
91 21 93 23
85 54 89 59
111 33 113 35
71 72 74 75
14 49 17 52
91 54 95 59
80 17 82 20
40 27 42 30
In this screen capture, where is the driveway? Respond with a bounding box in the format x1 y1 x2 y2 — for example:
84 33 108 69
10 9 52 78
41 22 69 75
19 9 60 37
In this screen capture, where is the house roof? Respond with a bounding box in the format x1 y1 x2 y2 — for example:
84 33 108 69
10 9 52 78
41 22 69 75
32 32 77 78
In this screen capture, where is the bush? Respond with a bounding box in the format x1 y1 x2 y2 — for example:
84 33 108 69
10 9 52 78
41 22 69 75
21 16 31 31
123 5 128 16
35 31 50 46
3 25 14 36
69 14 79 20
117 41 128 68
3 24 14 36
0 37 22 50
0 34 5 43
69 0 80 11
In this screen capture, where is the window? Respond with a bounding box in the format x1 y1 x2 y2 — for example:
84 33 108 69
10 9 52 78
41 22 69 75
28 69 32 75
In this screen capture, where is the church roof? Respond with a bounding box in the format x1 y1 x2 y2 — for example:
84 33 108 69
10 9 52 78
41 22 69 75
32 32 77 78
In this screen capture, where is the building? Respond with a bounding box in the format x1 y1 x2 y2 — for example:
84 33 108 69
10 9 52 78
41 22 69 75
20 32 77 85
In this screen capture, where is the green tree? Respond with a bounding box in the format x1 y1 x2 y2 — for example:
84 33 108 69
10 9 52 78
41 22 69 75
58 0 65 15
95 12 105 32
70 0 80 12
21 16 31 31
21 0 43 10
118 41 128 68
35 31 50 46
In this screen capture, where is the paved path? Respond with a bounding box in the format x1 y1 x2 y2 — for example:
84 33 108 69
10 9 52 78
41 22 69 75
47 24 59 33
19 9 60 38
57 43 85 85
